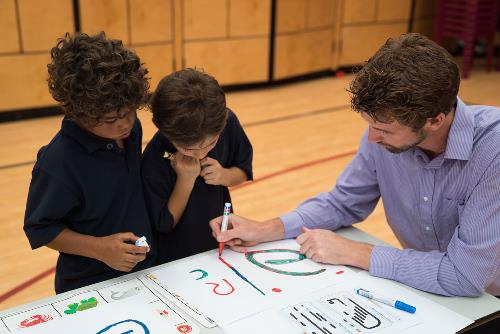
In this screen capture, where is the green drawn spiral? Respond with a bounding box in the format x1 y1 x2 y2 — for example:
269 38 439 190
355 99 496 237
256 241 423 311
245 249 326 276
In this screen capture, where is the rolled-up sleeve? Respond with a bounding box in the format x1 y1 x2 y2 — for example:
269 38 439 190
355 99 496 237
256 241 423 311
370 159 500 296
281 132 381 238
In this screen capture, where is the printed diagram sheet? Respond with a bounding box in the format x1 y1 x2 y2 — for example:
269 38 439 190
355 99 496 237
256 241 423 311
223 274 474 334
0 277 198 334
282 290 410 334
142 273 218 328
14 297 178 334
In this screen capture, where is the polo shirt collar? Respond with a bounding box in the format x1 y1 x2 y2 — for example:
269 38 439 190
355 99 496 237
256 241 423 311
60 117 136 153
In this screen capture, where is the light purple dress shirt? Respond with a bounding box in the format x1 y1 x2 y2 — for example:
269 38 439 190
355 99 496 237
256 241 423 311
281 98 500 296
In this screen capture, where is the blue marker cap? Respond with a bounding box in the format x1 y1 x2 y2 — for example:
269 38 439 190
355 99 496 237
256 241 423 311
395 300 416 314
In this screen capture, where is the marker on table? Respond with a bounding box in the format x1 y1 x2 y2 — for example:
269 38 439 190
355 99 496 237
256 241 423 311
218 202 232 257
355 288 416 314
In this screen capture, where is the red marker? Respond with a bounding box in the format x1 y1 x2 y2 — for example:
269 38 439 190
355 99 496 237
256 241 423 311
218 202 232 256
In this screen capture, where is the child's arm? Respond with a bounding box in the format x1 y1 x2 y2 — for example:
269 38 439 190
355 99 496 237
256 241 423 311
167 153 201 226
47 228 148 272
200 157 248 186
199 110 253 187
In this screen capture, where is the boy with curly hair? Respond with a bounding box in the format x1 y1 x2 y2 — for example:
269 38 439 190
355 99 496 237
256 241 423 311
24 32 155 293
141 68 253 264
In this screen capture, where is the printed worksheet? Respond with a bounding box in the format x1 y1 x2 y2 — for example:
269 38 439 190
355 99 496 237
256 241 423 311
222 273 473 334
143 273 218 328
0 277 198 334
18 297 178 334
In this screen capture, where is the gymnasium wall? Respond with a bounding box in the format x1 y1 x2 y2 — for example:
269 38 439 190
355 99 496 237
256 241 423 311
0 0 435 116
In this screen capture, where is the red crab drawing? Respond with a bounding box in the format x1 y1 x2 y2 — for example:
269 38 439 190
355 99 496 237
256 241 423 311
19 314 53 328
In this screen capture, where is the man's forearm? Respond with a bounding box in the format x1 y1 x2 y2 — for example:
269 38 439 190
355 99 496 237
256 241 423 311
259 217 286 242
347 241 373 270
370 246 485 296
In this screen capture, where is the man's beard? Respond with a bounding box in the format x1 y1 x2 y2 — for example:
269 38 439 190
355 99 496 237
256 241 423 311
380 130 427 154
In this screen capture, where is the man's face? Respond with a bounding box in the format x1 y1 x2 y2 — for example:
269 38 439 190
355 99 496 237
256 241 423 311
88 107 137 141
361 112 426 154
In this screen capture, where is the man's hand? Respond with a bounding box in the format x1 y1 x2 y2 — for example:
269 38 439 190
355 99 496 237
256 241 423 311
200 157 227 185
96 232 149 272
297 227 373 270
209 215 285 252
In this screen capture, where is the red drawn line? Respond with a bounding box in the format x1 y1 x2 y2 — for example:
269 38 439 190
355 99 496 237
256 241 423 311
218 255 234 269
0 150 357 303
0 267 55 304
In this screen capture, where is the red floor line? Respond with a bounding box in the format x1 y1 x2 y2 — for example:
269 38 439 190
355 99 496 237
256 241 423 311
0 267 55 304
0 150 357 304
231 150 357 191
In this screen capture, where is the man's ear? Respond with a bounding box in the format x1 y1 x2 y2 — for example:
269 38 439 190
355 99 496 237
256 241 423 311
426 113 447 130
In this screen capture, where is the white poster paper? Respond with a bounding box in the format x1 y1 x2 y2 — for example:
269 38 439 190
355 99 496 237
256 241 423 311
150 239 354 325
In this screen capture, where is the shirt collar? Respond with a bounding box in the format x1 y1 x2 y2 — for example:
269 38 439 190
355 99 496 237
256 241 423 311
444 97 474 161
61 117 137 153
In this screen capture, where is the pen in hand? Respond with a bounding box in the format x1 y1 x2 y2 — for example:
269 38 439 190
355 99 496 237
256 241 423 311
218 202 232 257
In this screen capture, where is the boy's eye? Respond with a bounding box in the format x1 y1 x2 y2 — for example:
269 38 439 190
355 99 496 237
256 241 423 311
99 109 137 125
103 118 118 124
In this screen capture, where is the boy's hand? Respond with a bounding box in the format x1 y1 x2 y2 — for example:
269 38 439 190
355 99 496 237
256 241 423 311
97 232 149 272
200 157 227 185
171 153 200 183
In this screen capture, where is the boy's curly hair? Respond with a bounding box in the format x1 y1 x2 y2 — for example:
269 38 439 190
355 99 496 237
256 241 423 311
47 32 150 126
348 33 459 131
151 68 227 146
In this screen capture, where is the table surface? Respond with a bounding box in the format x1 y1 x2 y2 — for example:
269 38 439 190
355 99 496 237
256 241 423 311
2 227 499 333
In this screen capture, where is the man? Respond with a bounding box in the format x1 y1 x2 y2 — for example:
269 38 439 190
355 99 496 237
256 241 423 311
210 33 500 297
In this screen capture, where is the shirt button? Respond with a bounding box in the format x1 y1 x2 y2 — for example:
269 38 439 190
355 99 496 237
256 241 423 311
423 196 428 202
425 226 431 231
106 143 114 150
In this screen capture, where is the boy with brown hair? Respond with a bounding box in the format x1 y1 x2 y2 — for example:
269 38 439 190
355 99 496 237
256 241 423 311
24 32 155 293
141 68 253 264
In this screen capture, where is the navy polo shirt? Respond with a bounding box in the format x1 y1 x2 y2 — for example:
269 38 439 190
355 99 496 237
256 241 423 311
141 109 253 264
24 118 156 293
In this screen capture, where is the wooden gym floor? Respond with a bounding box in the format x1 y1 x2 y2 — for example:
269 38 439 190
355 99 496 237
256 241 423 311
1 68 499 311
